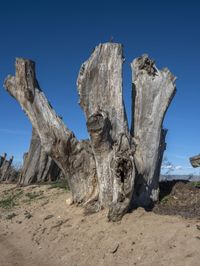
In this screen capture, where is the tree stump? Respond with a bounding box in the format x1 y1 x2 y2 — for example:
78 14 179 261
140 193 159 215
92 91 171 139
4 43 176 221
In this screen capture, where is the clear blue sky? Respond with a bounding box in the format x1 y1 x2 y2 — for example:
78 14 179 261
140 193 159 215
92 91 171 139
0 0 200 175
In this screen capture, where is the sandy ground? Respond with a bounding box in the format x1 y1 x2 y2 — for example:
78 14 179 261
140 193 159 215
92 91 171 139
0 183 200 266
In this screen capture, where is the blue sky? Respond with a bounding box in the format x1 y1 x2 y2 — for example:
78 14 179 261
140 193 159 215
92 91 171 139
0 0 200 175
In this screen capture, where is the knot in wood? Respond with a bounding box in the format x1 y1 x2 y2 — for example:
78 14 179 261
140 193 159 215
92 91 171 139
87 111 111 134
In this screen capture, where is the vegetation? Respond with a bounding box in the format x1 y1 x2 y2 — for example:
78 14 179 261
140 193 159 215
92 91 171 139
5 212 17 220
0 189 23 209
191 181 200 188
24 191 44 201
48 179 69 191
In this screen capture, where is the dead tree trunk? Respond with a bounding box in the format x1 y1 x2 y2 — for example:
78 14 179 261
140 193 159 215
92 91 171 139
0 154 13 181
131 55 176 207
77 43 135 220
4 58 97 205
0 153 7 168
190 154 200 167
4 43 176 221
0 153 18 182
19 128 62 185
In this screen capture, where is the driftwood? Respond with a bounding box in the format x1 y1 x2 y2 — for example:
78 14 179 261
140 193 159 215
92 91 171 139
190 154 200 168
4 43 176 221
19 128 62 185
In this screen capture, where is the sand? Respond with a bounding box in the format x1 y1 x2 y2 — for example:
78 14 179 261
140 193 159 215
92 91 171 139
0 183 199 266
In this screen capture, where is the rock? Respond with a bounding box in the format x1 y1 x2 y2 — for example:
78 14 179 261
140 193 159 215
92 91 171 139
44 214 54 221
110 243 119 253
66 198 73 206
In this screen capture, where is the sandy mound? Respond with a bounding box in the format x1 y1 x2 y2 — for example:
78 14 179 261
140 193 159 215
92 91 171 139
0 183 200 266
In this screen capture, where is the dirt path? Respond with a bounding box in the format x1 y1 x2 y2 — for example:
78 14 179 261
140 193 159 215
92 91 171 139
0 184 200 266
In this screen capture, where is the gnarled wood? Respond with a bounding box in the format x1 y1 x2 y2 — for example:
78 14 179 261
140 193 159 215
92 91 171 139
131 55 176 207
4 59 97 204
19 128 62 185
4 44 176 221
0 153 18 182
77 43 135 220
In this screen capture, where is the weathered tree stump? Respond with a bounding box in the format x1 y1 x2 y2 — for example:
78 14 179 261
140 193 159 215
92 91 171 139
77 44 135 220
0 153 18 182
4 43 176 221
19 128 62 185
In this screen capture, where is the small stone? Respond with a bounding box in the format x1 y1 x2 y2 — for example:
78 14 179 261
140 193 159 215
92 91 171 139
110 243 119 254
66 198 73 206
44 214 54 221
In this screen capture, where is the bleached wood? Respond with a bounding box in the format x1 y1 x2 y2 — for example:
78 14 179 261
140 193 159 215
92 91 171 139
19 128 61 185
4 59 97 204
77 43 135 220
4 45 176 221
131 55 176 206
